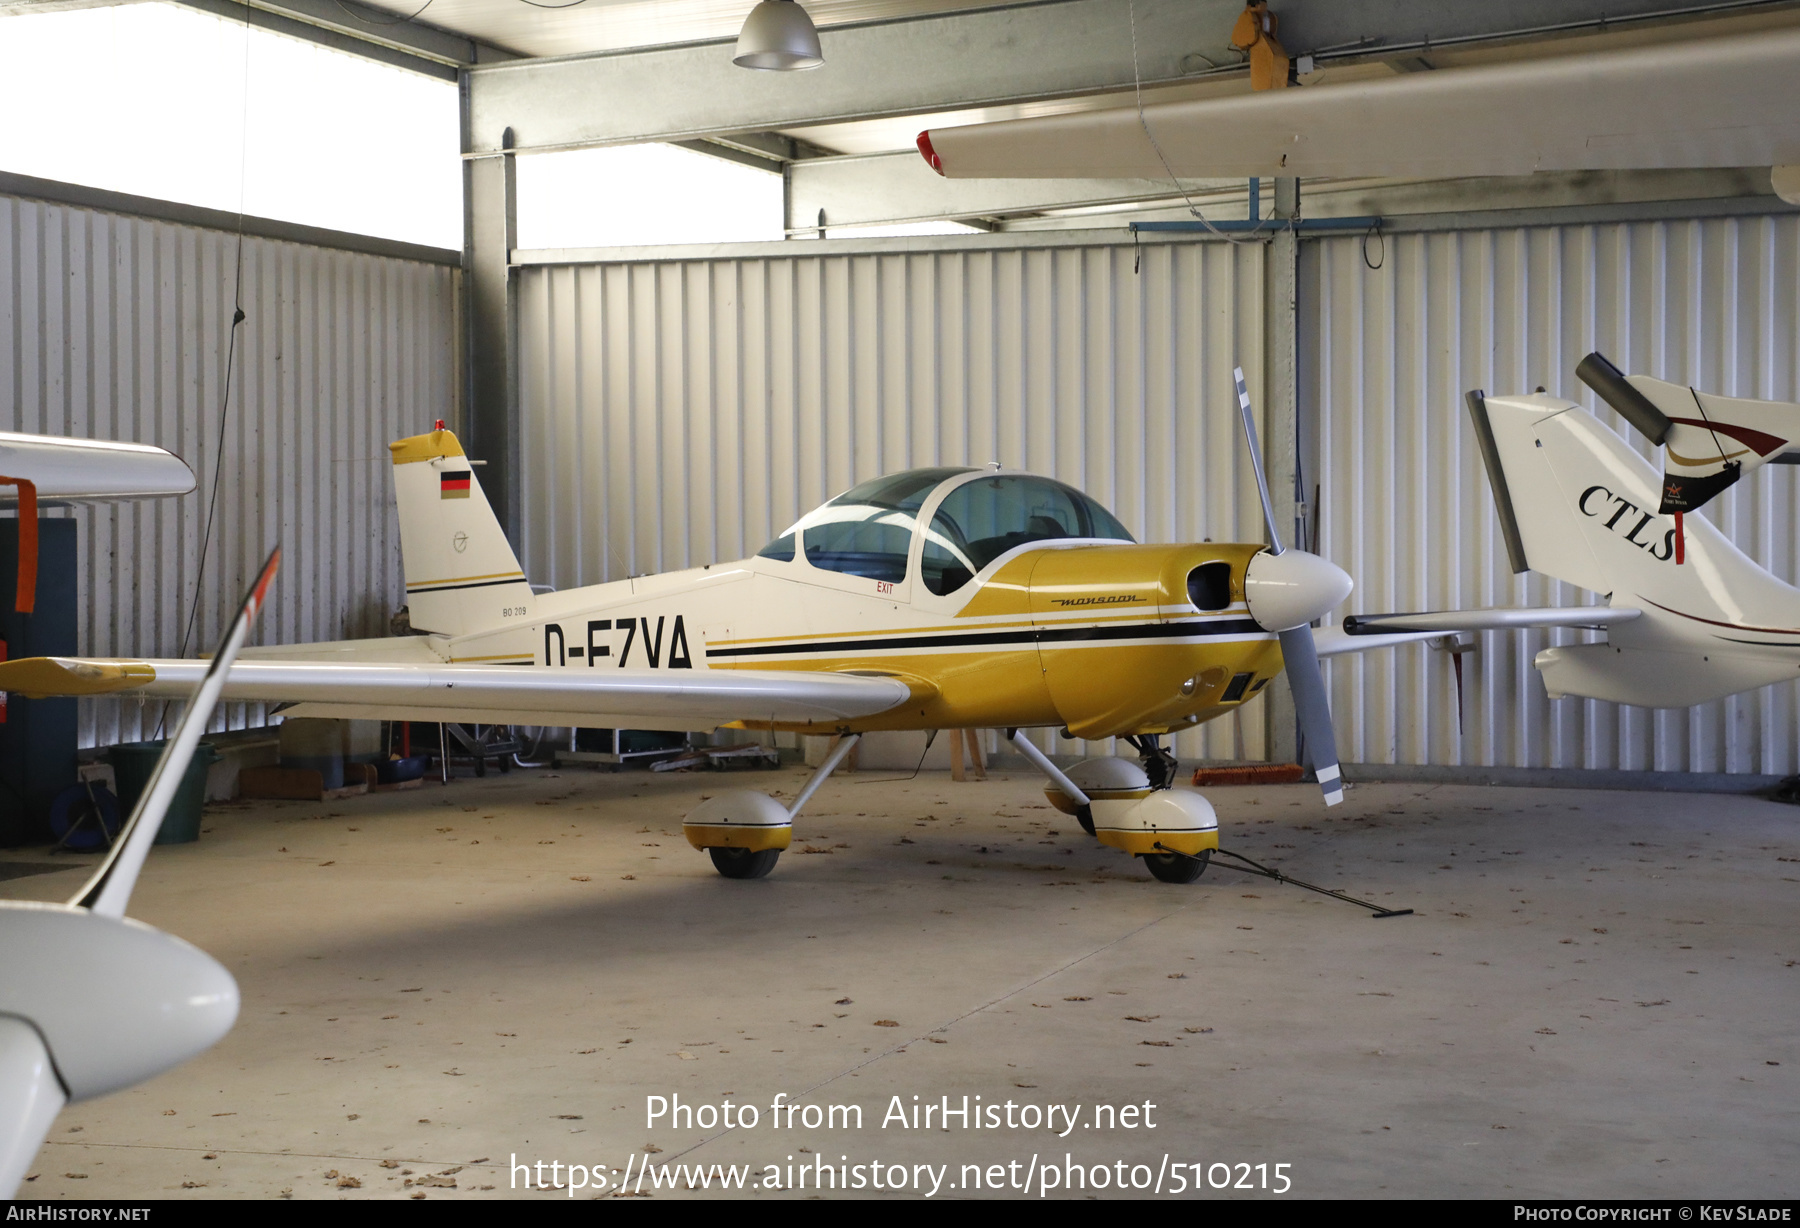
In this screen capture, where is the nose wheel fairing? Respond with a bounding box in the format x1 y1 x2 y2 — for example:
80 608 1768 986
1034 750 1219 859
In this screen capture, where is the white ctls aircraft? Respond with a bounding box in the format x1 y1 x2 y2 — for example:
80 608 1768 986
0 550 275 1196
1345 357 1800 708
1 380 1402 886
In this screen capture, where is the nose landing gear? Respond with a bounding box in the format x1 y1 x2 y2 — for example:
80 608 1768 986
1123 733 1178 790
1144 847 1211 884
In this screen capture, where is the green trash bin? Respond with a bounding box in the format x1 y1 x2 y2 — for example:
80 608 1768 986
108 740 221 845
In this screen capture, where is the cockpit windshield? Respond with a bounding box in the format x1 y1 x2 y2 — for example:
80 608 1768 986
757 468 973 582
756 467 1134 593
920 474 1133 595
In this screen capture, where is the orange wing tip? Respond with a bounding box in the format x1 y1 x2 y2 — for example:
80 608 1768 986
0 656 156 698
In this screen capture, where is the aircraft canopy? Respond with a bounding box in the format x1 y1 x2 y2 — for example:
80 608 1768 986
758 467 1133 595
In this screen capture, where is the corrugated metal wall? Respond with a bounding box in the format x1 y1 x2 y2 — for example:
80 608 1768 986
517 241 1269 760
0 192 459 746
1312 217 1800 775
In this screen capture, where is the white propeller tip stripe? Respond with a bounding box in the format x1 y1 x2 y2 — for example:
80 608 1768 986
1317 764 1343 806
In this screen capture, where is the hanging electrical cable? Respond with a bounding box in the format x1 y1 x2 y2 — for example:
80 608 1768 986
331 0 437 27
1127 0 1264 247
161 8 253 737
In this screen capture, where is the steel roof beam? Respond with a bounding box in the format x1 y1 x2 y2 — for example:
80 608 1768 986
164 0 516 73
464 0 1786 155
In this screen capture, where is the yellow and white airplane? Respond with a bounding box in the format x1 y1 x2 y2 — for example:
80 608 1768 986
1 374 1389 885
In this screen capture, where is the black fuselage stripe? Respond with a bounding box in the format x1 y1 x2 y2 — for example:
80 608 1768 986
407 577 529 594
705 619 1267 659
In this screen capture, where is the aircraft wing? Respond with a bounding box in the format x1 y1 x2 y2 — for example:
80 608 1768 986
0 657 917 731
1340 608 1643 636
917 26 1800 181
0 431 194 502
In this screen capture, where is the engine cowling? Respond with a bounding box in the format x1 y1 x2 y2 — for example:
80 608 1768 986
1027 543 1281 739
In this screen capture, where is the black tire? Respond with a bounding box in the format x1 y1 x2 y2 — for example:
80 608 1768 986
1074 804 1096 836
1143 848 1209 884
709 846 782 880
474 755 487 777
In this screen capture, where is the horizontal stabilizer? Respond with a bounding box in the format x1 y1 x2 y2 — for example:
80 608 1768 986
1579 350 1800 513
1343 608 1642 635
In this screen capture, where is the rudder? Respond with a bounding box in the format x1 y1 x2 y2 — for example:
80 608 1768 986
389 427 532 637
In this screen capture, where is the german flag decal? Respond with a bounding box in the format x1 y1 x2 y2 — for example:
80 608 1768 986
440 470 472 499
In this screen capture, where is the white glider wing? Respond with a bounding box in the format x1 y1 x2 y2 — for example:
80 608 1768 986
0 656 916 731
0 431 194 502
918 27 1800 181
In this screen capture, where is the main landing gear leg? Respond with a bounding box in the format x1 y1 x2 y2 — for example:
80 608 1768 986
687 731 864 875
788 733 862 820
1007 728 1096 835
699 733 863 880
1124 733 1178 791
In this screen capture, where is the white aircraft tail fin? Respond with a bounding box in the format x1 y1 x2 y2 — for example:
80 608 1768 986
1467 390 1800 632
388 427 532 638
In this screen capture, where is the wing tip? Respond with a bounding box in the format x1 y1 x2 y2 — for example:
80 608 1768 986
916 130 944 176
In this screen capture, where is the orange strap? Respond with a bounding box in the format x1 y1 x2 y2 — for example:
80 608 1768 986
0 476 38 614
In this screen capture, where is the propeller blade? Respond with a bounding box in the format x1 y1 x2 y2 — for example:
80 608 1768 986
1232 366 1285 555
0 1017 64 1197
1278 625 1344 807
74 546 280 918
1231 366 1343 806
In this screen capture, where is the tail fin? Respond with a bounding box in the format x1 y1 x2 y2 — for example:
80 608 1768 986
389 427 532 638
1471 392 1800 630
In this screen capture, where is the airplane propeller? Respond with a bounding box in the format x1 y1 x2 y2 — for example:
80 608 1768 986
1231 367 1351 806
0 546 279 1196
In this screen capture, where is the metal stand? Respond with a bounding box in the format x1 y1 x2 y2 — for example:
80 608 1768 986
553 727 691 769
432 723 521 778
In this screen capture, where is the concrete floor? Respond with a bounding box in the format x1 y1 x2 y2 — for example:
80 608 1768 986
4 763 1796 1200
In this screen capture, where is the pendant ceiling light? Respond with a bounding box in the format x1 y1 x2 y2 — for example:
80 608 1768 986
733 0 823 70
